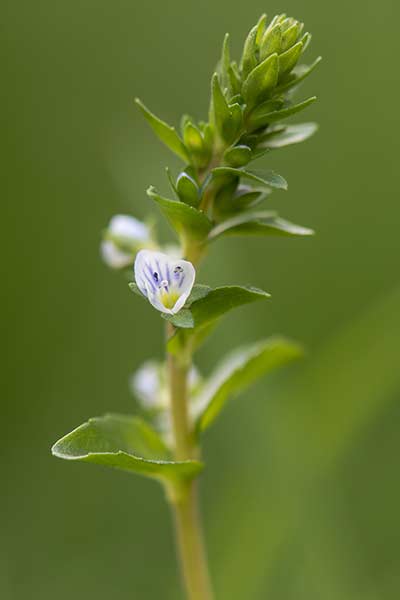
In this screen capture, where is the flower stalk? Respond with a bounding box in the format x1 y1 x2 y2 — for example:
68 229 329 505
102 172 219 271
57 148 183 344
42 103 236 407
166 326 214 599
52 12 320 600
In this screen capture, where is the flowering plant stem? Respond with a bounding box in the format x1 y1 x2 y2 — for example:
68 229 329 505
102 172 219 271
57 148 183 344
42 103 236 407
172 481 213 600
51 12 320 600
167 280 214 598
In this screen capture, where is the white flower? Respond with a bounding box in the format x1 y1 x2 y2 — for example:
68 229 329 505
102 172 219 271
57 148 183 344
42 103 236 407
130 360 168 410
101 214 150 269
130 360 201 411
134 250 195 314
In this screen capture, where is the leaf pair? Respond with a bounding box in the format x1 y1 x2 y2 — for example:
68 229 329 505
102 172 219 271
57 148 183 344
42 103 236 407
52 338 303 480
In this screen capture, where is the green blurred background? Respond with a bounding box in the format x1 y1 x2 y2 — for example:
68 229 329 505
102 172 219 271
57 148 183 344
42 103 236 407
3 0 400 598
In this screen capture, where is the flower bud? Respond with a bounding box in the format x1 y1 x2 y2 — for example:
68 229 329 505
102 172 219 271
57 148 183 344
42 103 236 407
130 360 201 412
241 14 308 102
101 215 151 269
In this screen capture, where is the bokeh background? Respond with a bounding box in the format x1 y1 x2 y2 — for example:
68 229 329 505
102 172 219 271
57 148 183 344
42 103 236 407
3 0 400 598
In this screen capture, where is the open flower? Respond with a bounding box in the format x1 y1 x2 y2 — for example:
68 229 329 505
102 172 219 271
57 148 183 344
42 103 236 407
134 249 195 314
101 214 151 269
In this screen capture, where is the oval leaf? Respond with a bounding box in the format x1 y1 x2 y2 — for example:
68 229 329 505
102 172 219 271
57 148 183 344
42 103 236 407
135 99 189 162
212 167 288 190
176 173 200 207
278 41 303 77
209 211 314 239
52 414 203 482
195 337 303 432
147 186 212 241
249 96 317 129
258 122 318 149
242 53 279 108
163 285 270 329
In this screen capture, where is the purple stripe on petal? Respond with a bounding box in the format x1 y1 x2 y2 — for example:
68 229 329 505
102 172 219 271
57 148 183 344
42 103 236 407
144 264 157 292
179 273 185 288
155 259 162 281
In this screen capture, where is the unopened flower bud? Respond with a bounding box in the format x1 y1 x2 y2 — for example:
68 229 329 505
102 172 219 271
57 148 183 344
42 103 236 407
101 215 151 269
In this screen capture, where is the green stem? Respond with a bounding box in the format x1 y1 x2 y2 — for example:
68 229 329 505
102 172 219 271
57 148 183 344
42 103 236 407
166 325 214 600
172 481 214 600
165 147 223 600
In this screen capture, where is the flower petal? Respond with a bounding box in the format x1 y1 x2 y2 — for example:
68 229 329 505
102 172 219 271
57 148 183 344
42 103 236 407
101 215 151 269
101 240 132 268
109 215 149 241
134 250 196 315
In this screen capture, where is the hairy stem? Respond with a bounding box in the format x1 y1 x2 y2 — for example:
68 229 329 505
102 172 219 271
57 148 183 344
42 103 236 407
166 324 214 600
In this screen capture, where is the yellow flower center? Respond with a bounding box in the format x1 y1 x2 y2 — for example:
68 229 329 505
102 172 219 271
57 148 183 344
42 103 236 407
160 289 180 309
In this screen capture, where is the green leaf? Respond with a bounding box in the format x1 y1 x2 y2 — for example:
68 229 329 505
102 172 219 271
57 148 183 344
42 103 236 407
176 173 200 207
165 167 178 195
281 22 302 52
228 62 242 96
162 308 194 329
232 188 271 211
182 122 210 169
218 33 231 93
212 167 288 190
277 56 321 93
300 31 312 53
135 99 189 162
211 73 235 143
255 13 268 45
185 284 212 305
163 285 270 329
128 282 144 298
147 186 212 241
208 211 314 240
52 414 203 482
183 121 204 153
248 96 317 129
278 41 303 78
258 122 318 149
242 53 279 108
260 23 282 60
223 145 252 167
195 337 303 432
240 24 258 79
228 103 244 139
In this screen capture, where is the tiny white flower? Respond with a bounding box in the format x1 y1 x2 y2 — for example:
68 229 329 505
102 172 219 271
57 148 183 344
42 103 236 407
130 360 168 410
101 214 150 269
130 360 201 412
134 249 195 315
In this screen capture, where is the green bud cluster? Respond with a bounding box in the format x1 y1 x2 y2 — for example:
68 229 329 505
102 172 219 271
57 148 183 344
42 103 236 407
135 12 320 253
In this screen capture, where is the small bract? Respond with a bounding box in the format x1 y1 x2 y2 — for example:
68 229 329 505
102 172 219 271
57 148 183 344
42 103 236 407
101 214 150 269
134 250 195 314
